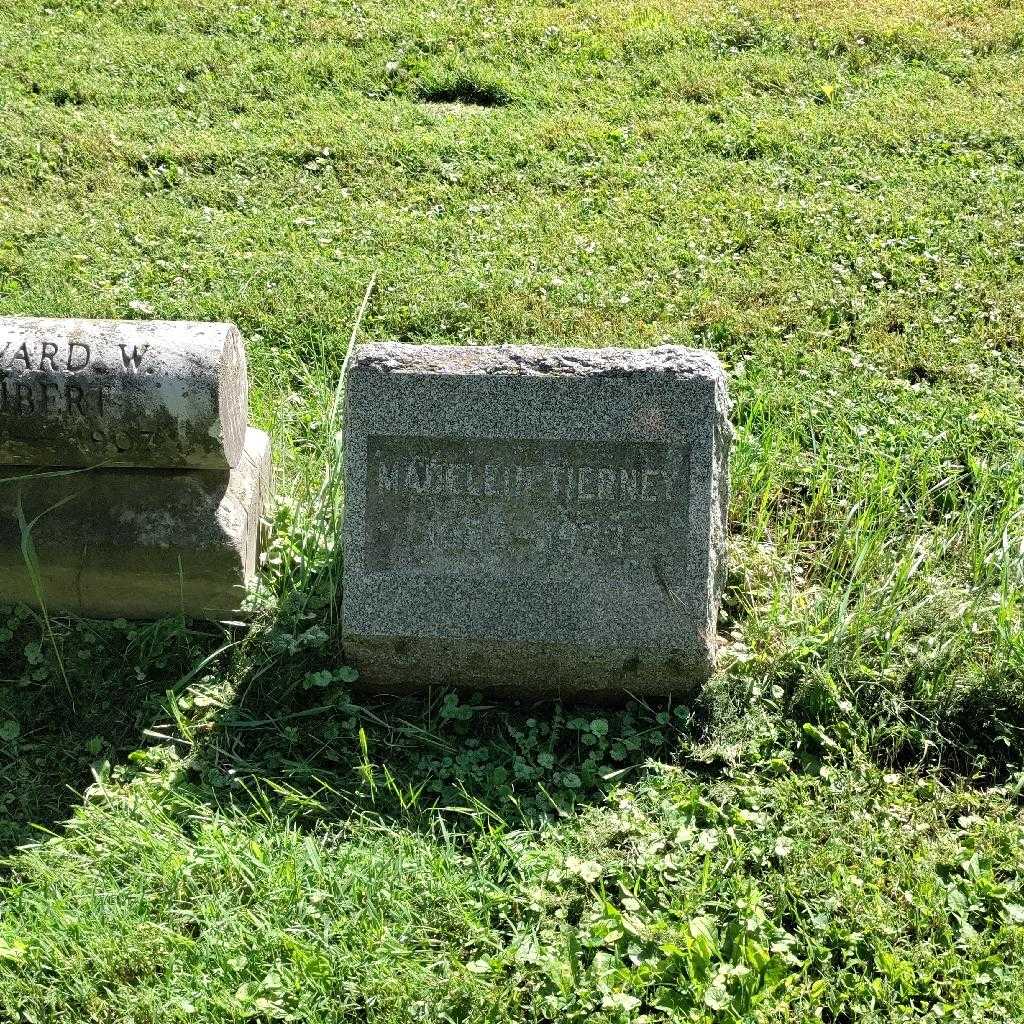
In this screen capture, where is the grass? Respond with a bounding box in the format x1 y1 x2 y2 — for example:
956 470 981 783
1 0 1024 1019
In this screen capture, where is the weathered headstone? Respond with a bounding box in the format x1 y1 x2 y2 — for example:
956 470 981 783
0 317 248 468
341 343 731 697
0 428 271 620
0 316 271 621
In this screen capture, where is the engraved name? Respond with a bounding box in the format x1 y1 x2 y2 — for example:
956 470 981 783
0 375 110 417
0 339 151 374
0 338 155 425
374 457 683 504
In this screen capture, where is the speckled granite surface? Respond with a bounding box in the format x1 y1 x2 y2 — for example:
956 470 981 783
342 342 731 699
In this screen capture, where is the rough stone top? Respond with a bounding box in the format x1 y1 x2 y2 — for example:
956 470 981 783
351 342 726 382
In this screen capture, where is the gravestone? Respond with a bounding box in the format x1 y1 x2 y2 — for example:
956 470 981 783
0 317 271 621
0 317 248 468
341 343 731 697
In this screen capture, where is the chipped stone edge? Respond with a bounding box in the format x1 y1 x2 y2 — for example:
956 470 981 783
351 341 727 383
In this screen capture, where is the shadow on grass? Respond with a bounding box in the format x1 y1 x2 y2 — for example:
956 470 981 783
200 676 712 834
0 607 237 857
4 553 1023 856
0 565 721 855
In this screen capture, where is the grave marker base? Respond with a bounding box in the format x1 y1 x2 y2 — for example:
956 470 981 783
0 428 271 620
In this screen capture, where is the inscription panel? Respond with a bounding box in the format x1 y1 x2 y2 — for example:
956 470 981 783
0 336 168 457
0 317 247 469
365 435 690 573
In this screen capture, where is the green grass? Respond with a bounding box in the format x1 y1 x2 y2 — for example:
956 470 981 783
2 0 1024 1019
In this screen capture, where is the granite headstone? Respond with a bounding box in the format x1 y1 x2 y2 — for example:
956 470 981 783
341 343 731 697
0 316 270 621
